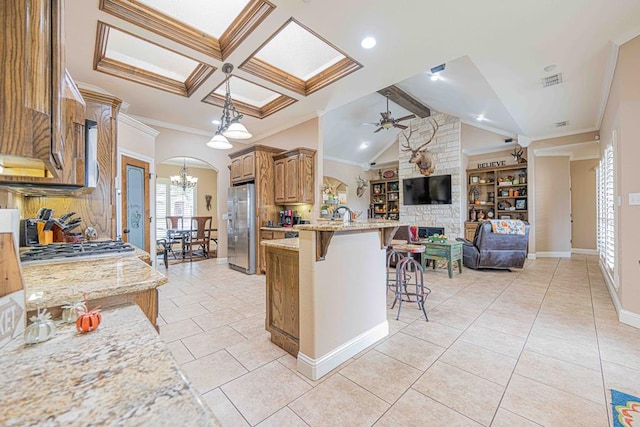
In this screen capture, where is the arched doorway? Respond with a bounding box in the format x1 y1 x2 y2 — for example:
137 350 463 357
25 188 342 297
155 157 218 264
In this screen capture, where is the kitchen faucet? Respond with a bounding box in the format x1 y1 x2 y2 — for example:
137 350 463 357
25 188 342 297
332 206 353 223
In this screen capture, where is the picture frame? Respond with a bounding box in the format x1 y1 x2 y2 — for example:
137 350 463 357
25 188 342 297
515 198 526 210
471 176 479 184
500 215 512 219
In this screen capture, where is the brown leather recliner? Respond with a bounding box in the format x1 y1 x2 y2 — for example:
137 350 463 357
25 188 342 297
457 221 530 270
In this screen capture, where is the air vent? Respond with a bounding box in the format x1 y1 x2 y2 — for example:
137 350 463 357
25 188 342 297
555 120 570 127
542 73 563 88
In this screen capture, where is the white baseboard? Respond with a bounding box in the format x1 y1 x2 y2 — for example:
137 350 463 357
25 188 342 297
528 253 537 259
297 321 389 381
536 251 572 258
620 309 640 329
216 257 228 264
599 259 640 329
571 248 598 255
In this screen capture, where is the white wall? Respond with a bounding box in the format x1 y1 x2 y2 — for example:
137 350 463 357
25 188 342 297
154 127 231 259
323 159 369 216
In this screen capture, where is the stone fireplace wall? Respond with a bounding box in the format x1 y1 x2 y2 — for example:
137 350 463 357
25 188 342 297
399 112 463 238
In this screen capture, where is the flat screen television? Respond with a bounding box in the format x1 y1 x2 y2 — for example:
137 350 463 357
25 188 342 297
402 175 452 205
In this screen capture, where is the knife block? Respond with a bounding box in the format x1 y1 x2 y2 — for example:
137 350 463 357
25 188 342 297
52 223 66 243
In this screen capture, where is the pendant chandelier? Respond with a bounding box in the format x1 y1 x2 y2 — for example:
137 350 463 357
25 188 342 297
170 159 198 191
207 63 252 150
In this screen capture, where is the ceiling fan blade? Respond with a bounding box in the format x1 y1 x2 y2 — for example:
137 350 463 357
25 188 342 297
394 123 408 130
374 127 384 133
395 114 416 122
361 122 380 126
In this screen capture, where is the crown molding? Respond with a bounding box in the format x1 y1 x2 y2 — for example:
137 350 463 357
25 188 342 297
127 115 214 137
323 156 367 168
76 81 130 112
119 114 160 137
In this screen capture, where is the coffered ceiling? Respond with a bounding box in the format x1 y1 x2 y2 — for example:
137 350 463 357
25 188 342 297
65 0 640 165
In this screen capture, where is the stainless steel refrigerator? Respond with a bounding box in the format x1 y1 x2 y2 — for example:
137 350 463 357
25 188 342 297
227 183 256 274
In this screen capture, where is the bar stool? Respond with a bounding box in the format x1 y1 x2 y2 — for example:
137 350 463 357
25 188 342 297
390 244 430 322
386 239 408 291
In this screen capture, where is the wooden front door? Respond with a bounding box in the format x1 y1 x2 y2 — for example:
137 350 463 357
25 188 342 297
121 155 150 253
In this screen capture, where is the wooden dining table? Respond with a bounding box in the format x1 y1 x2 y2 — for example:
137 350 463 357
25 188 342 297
166 228 218 260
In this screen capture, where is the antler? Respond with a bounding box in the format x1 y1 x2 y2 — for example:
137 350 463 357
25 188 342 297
400 124 416 153
400 118 439 153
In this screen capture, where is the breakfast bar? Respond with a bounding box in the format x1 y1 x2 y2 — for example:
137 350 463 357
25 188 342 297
266 220 402 380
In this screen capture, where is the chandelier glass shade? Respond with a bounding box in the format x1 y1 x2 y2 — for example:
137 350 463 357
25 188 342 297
208 63 252 149
207 133 233 149
170 159 198 191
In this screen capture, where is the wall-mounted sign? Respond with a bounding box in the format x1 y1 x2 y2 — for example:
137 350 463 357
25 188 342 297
477 160 507 168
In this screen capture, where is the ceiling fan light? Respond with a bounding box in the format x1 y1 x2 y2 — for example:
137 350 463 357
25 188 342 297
222 122 252 140
207 134 233 149
382 122 394 129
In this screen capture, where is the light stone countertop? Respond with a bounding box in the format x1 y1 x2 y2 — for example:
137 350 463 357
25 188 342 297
0 304 219 426
261 237 299 251
295 219 406 232
22 254 168 310
259 226 288 231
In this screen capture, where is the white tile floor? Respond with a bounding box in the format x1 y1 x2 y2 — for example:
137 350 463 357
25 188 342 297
157 255 639 426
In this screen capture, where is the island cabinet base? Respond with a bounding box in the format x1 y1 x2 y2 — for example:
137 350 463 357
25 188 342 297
28 288 159 332
265 246 299 357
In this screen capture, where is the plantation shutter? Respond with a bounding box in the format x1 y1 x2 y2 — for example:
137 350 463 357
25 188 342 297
156 180 169 239
170 185 196 226
604 145 615 274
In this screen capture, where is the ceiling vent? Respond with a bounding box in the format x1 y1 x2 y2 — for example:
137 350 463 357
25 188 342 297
542 73 563 88
554 120 570 127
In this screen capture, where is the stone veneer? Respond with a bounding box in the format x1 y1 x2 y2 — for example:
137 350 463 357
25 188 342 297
398 112 463 238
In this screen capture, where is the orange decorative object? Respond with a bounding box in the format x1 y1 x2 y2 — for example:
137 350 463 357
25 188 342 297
76 293 102 333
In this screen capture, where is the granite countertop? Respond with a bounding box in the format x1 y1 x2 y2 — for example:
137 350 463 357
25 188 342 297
295 219 407 232
261 237 299 251
22 255 168 310
0 304 219 426
259 226 287 231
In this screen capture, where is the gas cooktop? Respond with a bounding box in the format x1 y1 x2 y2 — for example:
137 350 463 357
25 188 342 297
21 240 135 263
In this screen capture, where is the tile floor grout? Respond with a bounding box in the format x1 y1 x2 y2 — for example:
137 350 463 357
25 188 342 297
157 256 636 426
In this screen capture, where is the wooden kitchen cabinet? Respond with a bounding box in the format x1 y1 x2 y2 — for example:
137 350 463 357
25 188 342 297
265 245 299 356
21 89 121 239
274 148 316 205
259 229 286 274
0 0 76 180
230 152 256 183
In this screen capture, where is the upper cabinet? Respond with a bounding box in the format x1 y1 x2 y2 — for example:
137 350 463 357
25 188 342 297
230 152 256 184
0 0 86 185
274 148 315 205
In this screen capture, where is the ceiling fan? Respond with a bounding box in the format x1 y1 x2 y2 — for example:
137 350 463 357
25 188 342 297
363 92 416 133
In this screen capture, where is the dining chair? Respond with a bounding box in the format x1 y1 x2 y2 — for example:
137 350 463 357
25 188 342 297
185 216 212 261
165 216 184 260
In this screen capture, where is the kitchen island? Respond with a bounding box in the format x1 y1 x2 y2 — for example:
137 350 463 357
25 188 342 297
0 304 219 426
22 252 167 328
264 220 402 380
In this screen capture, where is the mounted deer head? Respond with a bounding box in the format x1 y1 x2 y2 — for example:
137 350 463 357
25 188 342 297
355 176 368 198
511 146 526 163
400 118 439 176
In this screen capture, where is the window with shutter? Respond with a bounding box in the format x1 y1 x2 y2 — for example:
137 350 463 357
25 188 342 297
156 178 197 239
596 144 615 283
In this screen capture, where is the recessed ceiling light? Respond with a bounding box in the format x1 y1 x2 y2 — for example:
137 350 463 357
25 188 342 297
476 115 486 122
544 64 557 72
211 119 221 125
359 142 369 149
361 37 376 49
430 73 442 81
